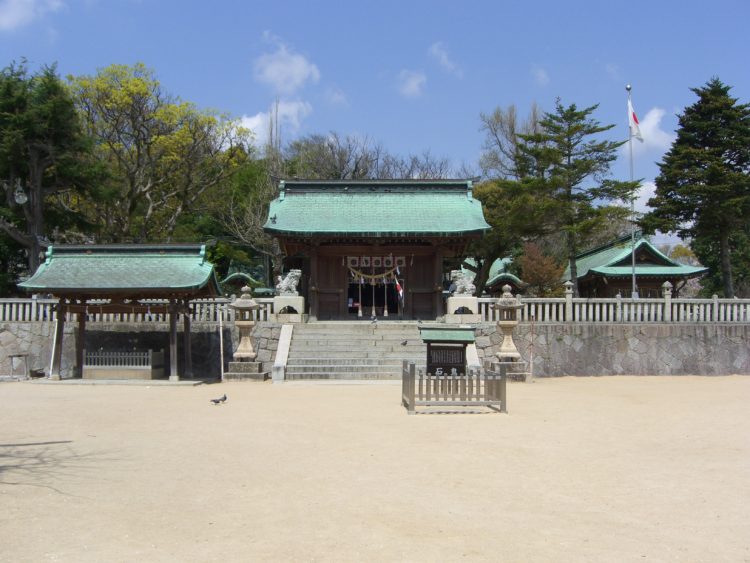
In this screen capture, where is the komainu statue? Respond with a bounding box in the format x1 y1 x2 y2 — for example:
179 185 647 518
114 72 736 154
450 270 476 295
275 269 302 296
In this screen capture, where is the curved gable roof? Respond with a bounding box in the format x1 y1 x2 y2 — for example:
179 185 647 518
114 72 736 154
19 244 221 297
264 179 490 238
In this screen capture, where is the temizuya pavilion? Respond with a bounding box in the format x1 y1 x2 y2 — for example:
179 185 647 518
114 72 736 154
264 179 490 320
19 244 221 380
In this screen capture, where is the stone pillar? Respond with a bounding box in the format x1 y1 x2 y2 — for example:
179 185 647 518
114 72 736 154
564 280 574 322
50 301 66 380
662 281 673 322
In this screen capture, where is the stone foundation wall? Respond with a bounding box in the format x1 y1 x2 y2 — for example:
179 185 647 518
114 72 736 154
2 321 748 379
0 321 283 379
0 322 76 377
474 323 750 376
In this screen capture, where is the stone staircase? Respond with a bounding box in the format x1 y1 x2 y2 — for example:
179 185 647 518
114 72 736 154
285 321 427 380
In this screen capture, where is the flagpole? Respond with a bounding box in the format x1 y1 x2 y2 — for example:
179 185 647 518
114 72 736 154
627 84 638 299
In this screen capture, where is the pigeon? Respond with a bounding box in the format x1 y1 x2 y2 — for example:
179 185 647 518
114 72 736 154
210 394 227 405
371 315 377 324
400 340 408 346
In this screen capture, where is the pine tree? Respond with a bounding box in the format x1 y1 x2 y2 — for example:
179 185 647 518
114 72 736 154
519 100 637 296
643 78 750 297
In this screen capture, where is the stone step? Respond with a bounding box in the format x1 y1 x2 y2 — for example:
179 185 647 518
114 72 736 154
285 371 404 380
288 354 423 362
285 365 406 374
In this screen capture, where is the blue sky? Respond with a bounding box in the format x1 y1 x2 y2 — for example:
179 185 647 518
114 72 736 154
2 0 748 244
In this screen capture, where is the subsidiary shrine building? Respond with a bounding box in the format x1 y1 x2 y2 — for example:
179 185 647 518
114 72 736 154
264 179 490 320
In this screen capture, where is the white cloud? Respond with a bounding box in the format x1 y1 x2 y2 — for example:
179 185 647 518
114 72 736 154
531 65 549 86
625 106 675 157
325 86 348 107
253 36 320 95
240 100 312 148
634 180 656 214
0 0 62 31
428 42 462 78
605 63 621 81
397 70 426 99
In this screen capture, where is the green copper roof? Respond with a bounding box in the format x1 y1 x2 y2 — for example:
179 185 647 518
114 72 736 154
19 244 221 296
264 180 490 237
563 235 707 281
419 327 476 343
461 257 524 288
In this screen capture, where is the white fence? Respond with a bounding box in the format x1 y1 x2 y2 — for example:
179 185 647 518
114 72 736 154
0 297 274 323
2 294 750 324
476 294 750 323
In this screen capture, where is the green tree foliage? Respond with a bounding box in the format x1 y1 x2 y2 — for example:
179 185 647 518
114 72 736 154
642 78 750 297
469 177 556 294
69 63 251 242
690 229 750 297
519 100 637 295
0 62 97 276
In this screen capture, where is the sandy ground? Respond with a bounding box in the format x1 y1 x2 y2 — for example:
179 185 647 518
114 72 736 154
1 377 749 563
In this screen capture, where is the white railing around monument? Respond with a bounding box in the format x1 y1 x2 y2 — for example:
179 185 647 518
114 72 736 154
2 295 750 324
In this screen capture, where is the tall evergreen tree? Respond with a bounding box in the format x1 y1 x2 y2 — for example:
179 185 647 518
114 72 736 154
519 100 637 295
0 62 95 275
642 78 750 297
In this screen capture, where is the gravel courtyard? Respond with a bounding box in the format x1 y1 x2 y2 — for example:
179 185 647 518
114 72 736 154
1 376 749 562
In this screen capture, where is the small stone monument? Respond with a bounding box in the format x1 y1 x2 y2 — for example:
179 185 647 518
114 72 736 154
224 285 265 381
272 269 304 322
492 284 524 361
445 270 481 323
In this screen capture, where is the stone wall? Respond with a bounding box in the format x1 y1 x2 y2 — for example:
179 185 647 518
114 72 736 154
0 321 283 380
0 322 76 377
3 320 749 379
474 323 750 376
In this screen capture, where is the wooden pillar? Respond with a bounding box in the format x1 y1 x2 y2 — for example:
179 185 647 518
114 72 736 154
50 300 66 380
169 301 179 381
434 248 444 318
183 301 193 379
310 248 318 320
76 307 86 378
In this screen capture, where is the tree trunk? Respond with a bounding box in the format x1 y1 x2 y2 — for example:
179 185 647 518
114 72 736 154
567 230 579 297
719 231 734 298
472 254 498 297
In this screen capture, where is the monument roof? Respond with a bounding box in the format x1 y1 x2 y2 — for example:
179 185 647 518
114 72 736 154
264 179 490 238
19 244 221 297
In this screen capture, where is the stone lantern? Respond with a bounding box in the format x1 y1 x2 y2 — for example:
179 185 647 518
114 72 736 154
229 285 259 361
492 284 524 361
224 286 266 381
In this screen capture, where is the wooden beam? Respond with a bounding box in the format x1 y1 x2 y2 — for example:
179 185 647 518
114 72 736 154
76 310 86 378
183 302 193 379
169 302 178 381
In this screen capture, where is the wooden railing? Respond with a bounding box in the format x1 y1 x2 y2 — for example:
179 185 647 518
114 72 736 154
402 360 507 414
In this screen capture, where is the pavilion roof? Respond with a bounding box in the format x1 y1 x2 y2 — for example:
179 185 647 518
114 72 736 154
564 235 707 281
264 179 490 238
19 244 221 297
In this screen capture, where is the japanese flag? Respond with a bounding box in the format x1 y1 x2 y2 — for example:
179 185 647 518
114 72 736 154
628 99 643 142
395 279 404 302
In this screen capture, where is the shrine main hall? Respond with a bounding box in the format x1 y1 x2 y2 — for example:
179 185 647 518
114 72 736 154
264 179 490 320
